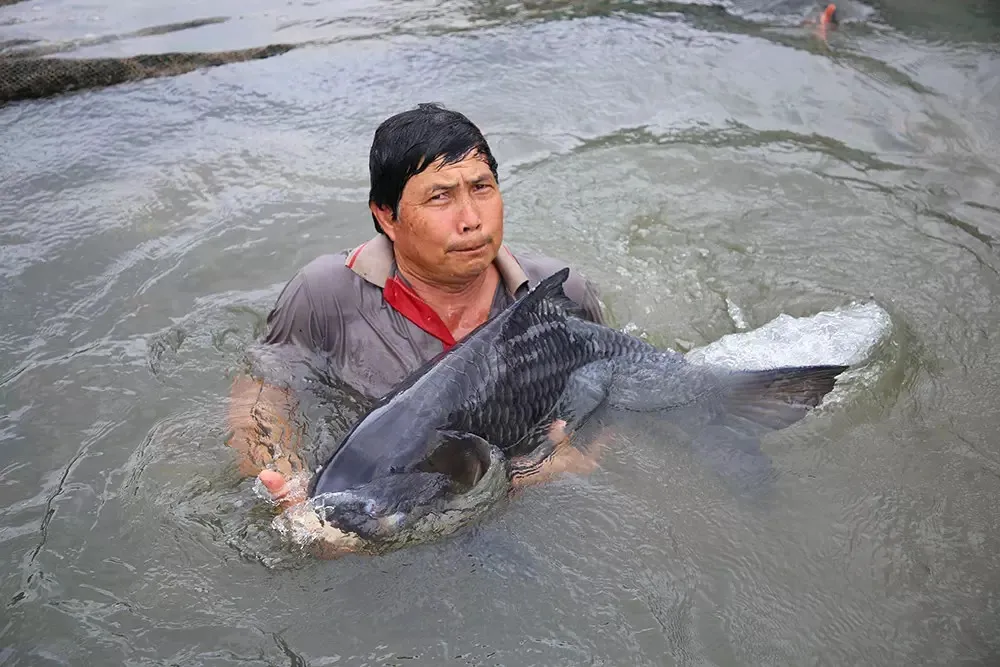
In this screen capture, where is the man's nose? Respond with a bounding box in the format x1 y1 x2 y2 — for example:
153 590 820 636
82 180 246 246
457 195 482 233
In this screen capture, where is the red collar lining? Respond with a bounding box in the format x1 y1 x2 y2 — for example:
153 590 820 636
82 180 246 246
382 276 457 351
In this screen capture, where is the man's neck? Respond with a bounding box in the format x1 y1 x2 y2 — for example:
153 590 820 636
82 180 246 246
393 253 500 341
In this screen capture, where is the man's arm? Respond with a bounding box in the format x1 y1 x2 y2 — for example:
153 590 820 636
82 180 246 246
228 264 331 479
226 375 305 478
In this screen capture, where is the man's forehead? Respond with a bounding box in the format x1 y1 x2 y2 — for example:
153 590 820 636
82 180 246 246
421 153 493 179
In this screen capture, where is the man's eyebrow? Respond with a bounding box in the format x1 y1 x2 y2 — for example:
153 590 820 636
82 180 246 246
426 180 458 193
425 173 493 193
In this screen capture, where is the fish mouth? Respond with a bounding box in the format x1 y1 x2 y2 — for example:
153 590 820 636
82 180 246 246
308 435 508 549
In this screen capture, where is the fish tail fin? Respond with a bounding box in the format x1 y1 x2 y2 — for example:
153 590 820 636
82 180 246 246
717 364 848 433
681 364 847 492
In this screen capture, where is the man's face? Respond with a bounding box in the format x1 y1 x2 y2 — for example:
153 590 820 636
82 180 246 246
374 151 503 286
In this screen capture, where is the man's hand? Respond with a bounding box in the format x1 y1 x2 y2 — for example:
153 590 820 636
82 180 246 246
230 377 365 558
257 469 366 559
258 469 306 508
510 418 609 489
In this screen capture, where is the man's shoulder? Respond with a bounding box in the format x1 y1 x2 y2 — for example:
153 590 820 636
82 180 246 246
512 250 570 278
510 249 591 289
293 249 374 299
297 250 352 283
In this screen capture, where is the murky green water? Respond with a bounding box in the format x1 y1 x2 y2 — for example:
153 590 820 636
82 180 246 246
2 0 998 664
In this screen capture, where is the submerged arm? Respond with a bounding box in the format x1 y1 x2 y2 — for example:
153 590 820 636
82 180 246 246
229 260 337 480
226 374 306 478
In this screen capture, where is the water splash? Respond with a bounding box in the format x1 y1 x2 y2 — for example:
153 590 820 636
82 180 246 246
685 300 892 370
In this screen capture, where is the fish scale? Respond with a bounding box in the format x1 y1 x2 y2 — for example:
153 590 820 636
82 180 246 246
461 295 642 453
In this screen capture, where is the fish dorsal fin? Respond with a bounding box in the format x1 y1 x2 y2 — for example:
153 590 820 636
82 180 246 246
498 267 584 340
518 267 571 309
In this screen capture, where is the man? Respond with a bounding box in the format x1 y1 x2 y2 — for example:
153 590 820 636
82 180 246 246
227 103 607 524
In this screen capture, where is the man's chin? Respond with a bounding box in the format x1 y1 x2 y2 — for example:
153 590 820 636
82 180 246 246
446 247 497 278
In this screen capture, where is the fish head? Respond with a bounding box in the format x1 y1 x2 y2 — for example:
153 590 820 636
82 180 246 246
307 429 510 552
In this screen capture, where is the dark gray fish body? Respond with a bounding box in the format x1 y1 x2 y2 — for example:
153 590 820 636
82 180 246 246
306 268 847 554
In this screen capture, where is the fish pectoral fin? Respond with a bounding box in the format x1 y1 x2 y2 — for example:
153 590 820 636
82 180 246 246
557 361 614 430
416 430 496 493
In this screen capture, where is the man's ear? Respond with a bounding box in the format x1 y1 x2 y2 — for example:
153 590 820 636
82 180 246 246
370 202 398 242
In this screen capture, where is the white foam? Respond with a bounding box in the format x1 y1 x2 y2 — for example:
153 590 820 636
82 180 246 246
726 297 750 331
685 301 892 371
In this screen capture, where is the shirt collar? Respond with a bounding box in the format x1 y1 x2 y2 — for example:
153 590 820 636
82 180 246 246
345 234 530 296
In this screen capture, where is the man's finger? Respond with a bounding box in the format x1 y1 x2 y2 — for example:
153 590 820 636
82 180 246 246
258 469 307 509
547 418 570 446
259 469 288 496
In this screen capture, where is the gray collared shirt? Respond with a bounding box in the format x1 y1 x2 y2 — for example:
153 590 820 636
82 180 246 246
260 235 605 399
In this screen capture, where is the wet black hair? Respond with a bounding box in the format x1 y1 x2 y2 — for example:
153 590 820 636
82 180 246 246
368 103 499 234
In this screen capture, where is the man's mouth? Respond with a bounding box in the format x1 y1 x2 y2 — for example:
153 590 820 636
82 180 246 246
449 239 490 254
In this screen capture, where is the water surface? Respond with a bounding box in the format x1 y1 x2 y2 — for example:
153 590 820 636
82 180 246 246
1 0 999 664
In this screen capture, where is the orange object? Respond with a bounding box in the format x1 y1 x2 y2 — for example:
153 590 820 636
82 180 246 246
805 3 838 42
820 3 838 27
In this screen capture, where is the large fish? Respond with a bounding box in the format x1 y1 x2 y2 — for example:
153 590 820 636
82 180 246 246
301 268 847 554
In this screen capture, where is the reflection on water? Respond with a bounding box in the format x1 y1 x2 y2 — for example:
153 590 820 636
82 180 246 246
1 0 999 664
